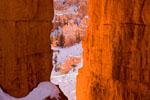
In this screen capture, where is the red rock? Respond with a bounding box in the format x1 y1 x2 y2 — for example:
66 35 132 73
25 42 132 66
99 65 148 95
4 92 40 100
78 0 89 16
78 17 89 40
0 0 54 98
77 0 150 100
62 23 79 47
60 56 81 74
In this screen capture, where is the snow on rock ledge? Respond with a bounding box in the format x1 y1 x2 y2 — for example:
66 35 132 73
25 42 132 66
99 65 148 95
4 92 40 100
0 82 62 100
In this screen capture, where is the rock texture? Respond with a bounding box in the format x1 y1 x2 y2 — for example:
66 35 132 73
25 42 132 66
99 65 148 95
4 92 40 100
0 0 54 98
77 0 150 100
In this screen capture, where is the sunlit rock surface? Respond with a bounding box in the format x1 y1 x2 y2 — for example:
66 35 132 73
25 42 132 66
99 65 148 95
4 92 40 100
77 0 150 100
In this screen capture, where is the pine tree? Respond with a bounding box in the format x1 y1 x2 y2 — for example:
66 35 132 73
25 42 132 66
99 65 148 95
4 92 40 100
76 33 81 43
59 33 65 48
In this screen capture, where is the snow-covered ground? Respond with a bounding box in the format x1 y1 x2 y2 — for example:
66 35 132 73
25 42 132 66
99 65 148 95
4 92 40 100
51 42 83 76
0 82 60 100
51 61 82 100
51 43 83 100
66 6 78 13
51 73 77 100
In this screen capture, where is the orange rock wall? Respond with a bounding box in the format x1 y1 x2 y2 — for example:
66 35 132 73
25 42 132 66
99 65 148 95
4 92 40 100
0 0 54 98
77 0 150 100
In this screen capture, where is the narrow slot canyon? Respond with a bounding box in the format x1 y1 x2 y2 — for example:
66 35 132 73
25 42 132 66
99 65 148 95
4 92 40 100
0 0 150 100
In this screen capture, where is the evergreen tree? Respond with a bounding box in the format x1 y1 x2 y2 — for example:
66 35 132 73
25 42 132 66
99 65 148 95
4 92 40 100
60 33 65 47
57 33 65 48
76 33 81 43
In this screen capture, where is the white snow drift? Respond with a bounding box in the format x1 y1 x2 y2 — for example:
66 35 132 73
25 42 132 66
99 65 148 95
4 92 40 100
0 82 60 100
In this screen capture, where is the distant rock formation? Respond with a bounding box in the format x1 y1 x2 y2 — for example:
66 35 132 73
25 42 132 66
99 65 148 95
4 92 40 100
62 23 79 47
78 16 89 40
78 0 89 17
51 0 89 48
60 56 82 74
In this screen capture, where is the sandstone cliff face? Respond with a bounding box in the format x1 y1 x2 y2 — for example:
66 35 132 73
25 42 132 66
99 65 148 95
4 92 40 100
77 0 150 100
0 0 54 98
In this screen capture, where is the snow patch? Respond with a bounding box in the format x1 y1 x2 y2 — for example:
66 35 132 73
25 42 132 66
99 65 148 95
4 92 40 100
51 43 83 76
0 82 60 100
52 43 82 65
51 26 62 37
66 6 78 13
77 17 81 26
84 15 89 18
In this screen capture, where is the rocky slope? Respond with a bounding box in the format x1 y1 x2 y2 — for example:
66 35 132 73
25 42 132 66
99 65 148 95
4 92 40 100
0 0 54 98
77 0 150 100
